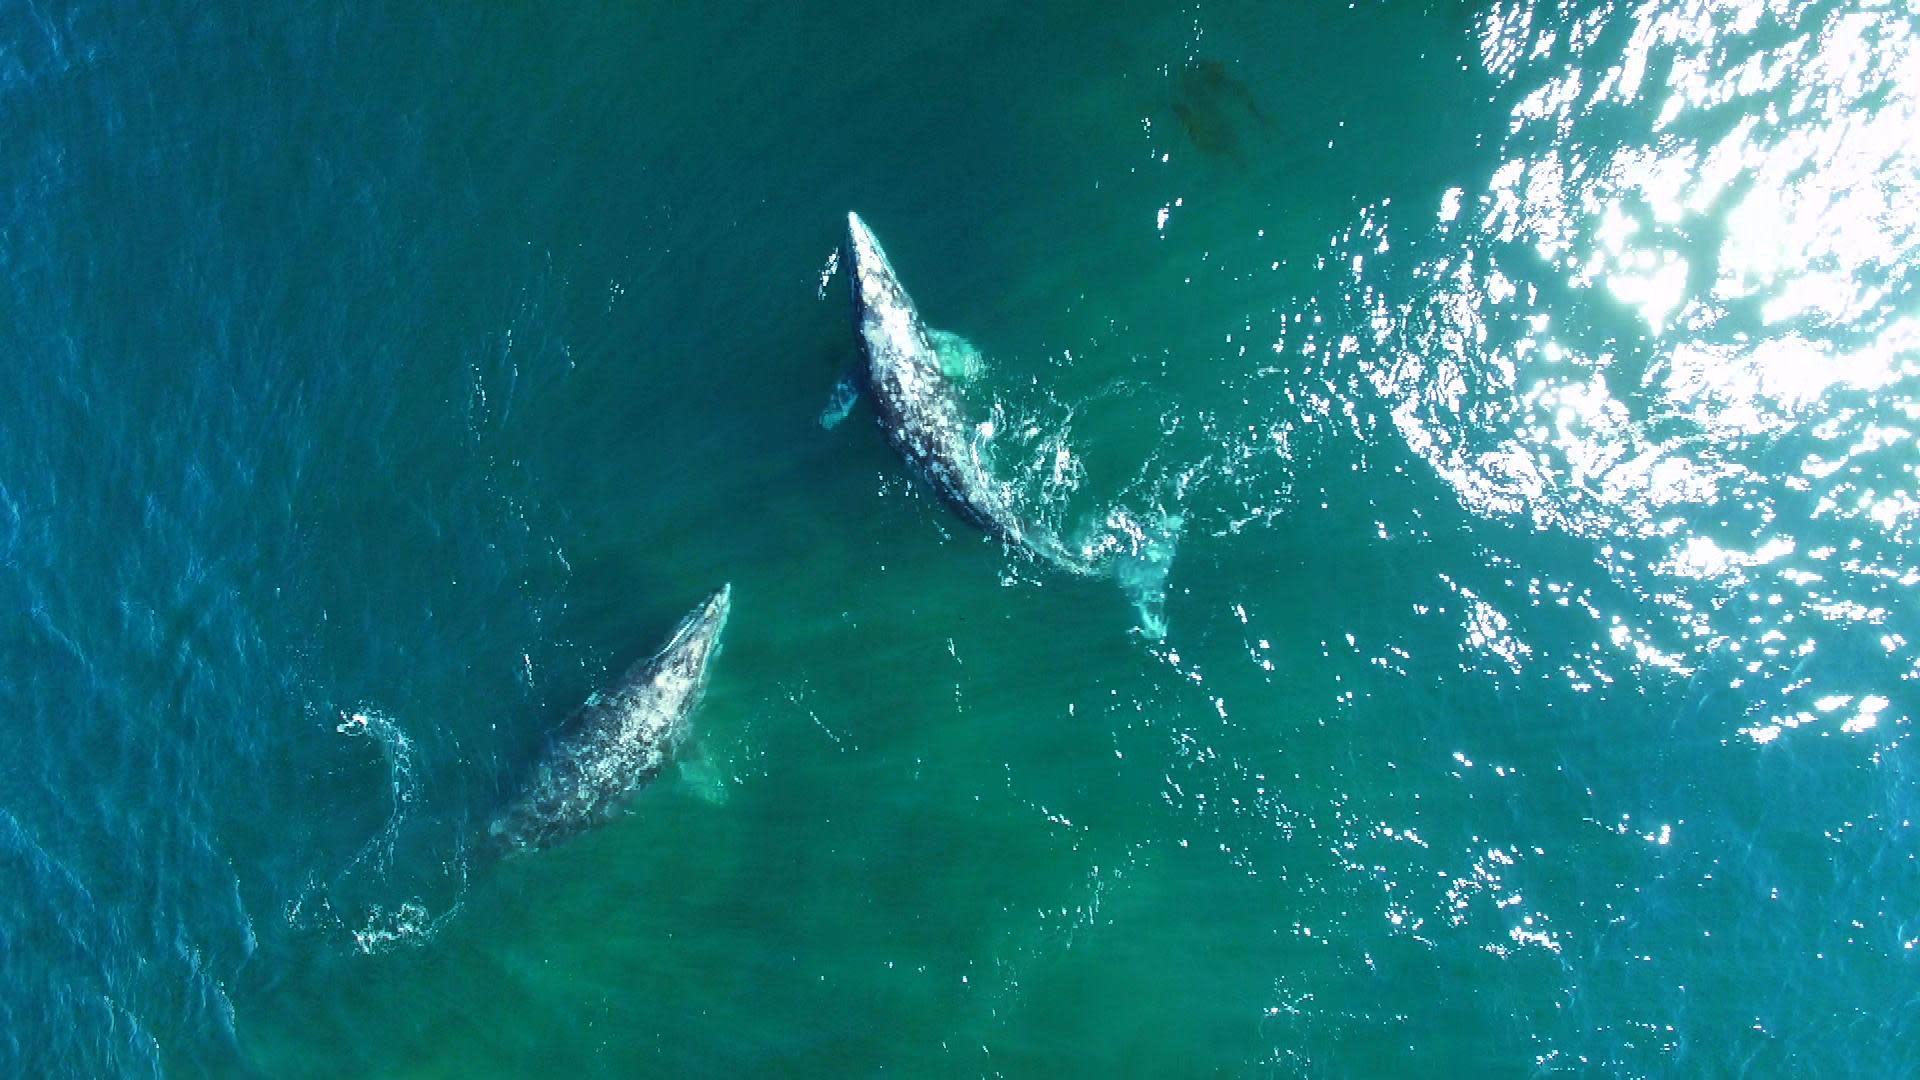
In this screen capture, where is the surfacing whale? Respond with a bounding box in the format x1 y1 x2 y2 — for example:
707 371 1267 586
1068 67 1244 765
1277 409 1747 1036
845 211 1092 572
842 212 1183 635
489 585 731 853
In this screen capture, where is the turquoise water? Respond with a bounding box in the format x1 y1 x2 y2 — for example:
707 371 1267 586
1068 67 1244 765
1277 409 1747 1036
3 0 1917 1074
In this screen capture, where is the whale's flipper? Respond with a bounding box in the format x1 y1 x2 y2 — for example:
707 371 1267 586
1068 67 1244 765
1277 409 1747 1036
927 329 986 381
824 332 979 431
674 744 731 805
819 368 863 430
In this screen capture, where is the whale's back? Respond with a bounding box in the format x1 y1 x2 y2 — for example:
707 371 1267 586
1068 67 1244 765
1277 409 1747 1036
489 587 729 854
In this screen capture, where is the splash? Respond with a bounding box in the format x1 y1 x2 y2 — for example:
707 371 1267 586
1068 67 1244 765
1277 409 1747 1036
1085 503 1185 640
815 247 840 298
349 898 463 957
983 372 1186 638
284 708 465 954
333 709 419 872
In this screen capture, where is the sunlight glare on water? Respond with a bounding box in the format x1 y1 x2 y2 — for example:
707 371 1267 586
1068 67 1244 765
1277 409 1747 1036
1347 0 1918 745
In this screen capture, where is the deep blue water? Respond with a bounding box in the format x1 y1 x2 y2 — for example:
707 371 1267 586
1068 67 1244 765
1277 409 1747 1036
3 0 1917 1074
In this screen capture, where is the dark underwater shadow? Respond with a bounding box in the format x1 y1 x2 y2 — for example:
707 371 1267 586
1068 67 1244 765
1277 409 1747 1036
1169 58 1276 166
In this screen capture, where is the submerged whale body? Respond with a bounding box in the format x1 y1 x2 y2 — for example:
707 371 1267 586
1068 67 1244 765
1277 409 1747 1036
846 212 1023 543
845 212 1085 569
490 585 731 853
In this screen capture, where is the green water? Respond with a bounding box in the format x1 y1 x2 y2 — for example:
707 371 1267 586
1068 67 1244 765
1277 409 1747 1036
4 0 1916 1074
228 6 1507 1072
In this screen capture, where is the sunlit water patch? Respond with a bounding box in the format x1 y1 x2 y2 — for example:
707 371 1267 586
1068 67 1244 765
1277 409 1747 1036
1205 0 1920 1068
1336 0 1918 744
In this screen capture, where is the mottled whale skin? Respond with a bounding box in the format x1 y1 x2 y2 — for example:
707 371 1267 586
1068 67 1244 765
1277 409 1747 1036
847 212 1082 566
845 213 1181 636
490 585 730 853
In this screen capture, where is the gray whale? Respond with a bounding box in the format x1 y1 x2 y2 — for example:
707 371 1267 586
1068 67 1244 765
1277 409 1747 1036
846 212 1090 571
490 585 730 853
843 213 1184 637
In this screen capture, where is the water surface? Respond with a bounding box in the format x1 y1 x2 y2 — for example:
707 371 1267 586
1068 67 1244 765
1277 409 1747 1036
2 0 1915 1074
